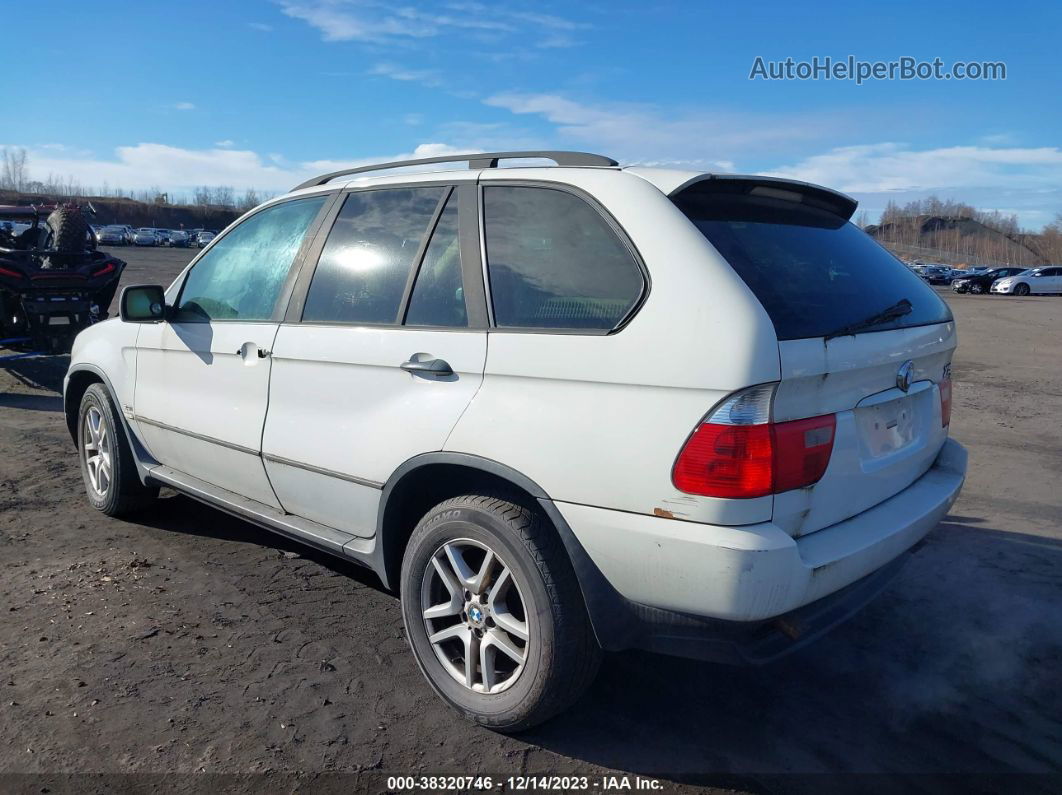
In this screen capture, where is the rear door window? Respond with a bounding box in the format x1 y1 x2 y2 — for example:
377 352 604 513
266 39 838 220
674 189 952 340
303 187 446 325
482 186 644 331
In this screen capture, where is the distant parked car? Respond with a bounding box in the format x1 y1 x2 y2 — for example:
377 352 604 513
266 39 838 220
97 225 129 246
991 266 1062 295
951 267 1028 294
922 266 952 285
168 230 190 247
133 228 159 246
195 230 217 248
108 225 136 244
968 266 992 274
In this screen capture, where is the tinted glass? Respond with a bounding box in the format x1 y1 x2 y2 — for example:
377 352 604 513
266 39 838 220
303 187 445 324
483 186 643 330
176 196 325 321
674 191 952 340
405 195 466 327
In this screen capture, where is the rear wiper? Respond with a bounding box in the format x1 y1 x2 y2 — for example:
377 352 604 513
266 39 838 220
824 298 912 342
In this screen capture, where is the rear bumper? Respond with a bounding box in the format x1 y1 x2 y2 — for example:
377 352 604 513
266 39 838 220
554 437 966 663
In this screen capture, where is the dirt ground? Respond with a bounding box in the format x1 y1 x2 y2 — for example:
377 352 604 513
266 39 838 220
1 247 1060 794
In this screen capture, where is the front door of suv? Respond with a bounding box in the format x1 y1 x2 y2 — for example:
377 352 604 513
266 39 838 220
261 181 488 536
134 195 331 508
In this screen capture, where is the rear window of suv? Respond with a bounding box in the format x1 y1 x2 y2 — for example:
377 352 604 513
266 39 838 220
674 189 952 341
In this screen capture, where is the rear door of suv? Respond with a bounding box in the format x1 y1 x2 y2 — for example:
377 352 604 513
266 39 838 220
674 180 956 537
261 178 488 536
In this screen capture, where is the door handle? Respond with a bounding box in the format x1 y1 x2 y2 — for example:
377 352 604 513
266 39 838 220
236 343 271 358
401 354 453 376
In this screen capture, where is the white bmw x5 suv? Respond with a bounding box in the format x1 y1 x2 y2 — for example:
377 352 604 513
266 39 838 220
65 151 967 730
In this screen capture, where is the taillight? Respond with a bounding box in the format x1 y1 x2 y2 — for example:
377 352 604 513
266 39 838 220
771 414 836 493
0 265 22 279
673 422 774 498
92 262 116 277
672 384 836 499
939 377 952 427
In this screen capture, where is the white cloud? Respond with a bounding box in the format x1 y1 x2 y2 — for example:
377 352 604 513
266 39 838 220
768 143 1062 193
369 62 442 87
248 22 274 31
278 0 437 42
484 92 835 163
536 33 578 49
278 0 584 48
475 92 1062 226
173 102 196 111
12 134 1060 228
214 139 235 147
10 141 479 196
767 143 1062 227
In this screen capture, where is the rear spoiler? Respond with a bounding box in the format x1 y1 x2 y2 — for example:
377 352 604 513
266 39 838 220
668 174 858 221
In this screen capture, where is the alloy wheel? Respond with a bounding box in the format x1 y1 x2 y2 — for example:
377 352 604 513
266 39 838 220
83 406 112 497
421 539 530 694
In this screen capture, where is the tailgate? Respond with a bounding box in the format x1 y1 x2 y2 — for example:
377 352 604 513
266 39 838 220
771 321 955 537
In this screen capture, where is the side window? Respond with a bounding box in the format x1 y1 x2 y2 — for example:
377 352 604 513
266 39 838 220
483 186 644 330
176 196 326 321
404 194 466 327
303 187 446 325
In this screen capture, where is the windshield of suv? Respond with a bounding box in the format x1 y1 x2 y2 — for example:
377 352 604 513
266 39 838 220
673 190 953 340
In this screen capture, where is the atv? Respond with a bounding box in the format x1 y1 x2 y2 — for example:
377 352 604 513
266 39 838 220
0 203 125 356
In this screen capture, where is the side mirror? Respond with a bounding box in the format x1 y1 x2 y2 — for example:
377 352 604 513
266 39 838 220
120 284 167 322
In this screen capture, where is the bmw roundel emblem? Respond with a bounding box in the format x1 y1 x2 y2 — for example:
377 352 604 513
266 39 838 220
468 606 483 624
896 360 914 393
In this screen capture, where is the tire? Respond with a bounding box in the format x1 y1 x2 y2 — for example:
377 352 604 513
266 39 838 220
45 207 90 253
400 494 601 732
78 384 159 517
1014 283 1030 296
970 283 985 294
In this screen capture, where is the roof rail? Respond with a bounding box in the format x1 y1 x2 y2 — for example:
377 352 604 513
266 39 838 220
292 150 618 191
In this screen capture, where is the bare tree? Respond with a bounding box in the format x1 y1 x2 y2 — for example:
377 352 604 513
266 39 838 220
238 188 260 212
1 147 29 191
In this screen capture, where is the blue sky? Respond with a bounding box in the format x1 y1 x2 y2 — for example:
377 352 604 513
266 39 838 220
6 0 1060 227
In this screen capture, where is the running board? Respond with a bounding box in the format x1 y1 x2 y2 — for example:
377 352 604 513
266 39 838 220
146 465 377 567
